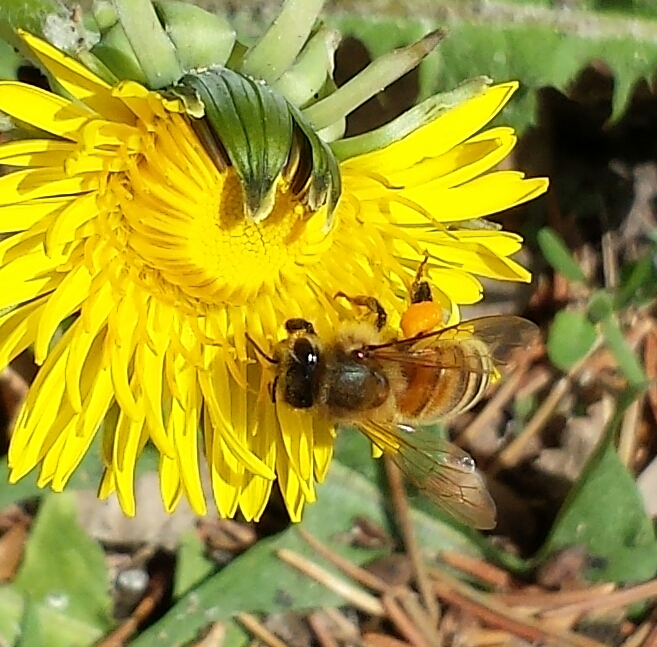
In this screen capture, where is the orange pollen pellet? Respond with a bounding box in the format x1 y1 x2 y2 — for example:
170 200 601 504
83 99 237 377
400 301 443 337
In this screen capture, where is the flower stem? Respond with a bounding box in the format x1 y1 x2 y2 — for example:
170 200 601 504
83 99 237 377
111 0 181 88
240 0 325 84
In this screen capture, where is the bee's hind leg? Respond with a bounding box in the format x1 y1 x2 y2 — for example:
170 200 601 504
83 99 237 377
334 292 387 330
410 255 433 304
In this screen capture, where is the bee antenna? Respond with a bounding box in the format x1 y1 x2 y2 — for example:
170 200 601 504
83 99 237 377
245 333 278 364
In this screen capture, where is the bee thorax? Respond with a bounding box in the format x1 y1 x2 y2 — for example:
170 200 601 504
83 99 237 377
323 357 389 413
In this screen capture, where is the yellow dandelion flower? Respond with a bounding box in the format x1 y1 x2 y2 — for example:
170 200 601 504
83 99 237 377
0 21 547 521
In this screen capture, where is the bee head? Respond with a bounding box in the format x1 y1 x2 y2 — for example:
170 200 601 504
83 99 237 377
279 319 322 409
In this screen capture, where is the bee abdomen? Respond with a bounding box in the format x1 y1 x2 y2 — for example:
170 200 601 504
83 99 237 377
398 342 492 422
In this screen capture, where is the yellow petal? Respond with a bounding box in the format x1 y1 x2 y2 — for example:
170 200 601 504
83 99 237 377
276 456 306 523
394 172 549 223
198 369 274 480
34 263 91 364
424 240 530 283
342 83 519 175
108 284 142 420
312 418 335 482
113 403 147 517
134 342 175 458
9 324 74 468
0 168 98 206
175 369 207 516
19 30 137 124
0 198 74 233
275 403 315 501
0 298 45 369
0 258 64 324
0 82 91 140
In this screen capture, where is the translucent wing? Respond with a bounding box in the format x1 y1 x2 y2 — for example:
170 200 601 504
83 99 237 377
364 315 539 372
358 420 496 529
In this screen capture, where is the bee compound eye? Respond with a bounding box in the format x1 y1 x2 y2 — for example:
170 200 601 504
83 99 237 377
292 338 318 367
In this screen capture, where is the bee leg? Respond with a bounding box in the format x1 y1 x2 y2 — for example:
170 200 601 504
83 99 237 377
410 255 433 304
334 292 387 330
269 375 278 403
285 318 316 334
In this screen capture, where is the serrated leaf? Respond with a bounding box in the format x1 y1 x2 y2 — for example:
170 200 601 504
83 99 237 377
12 493 112 631
328 6 657 130
131 460 482 647
547 309 598 372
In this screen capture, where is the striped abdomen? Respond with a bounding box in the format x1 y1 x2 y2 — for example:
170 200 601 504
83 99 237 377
396 340 494 423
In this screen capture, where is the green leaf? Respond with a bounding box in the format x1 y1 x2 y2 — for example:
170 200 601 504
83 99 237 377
616 251 657 309
12 493 112 630
547 309 598 372
173 530 215 599
600 316 648 389
132 460 482 647
537 228 587 284
0 38 25 82
0 586 105 647
540 438 657 584
587 289 614 324
0 0 63 50
328 5 657 130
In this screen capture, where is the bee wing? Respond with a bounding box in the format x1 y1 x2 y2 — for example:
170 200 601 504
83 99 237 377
365 315 539 372
358 420 496 530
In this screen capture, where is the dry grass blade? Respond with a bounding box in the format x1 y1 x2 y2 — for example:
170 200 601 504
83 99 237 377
541 578 657 617
362 633 414 647
381 594 433 647
435 552 513 590
459 363 528 447
191 622 227 647
384 457 440 624
277 548 384 616
298 528 389 592
620 621 652 647
618 394 644 467
236 613 292 647
491 336 603 474
497 583 615 610
395 590 443 647
308 612 340 647
431 570 607 647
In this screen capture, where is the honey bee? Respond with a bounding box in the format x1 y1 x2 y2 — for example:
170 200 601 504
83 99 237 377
248 263 539 529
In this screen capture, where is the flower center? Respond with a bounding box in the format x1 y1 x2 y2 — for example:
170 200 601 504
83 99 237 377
105 116 332 316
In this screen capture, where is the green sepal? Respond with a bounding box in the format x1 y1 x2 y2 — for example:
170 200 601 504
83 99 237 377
177 67 295 222
173 67 341 230
0 36 24 82
91 21 148 84
154 1 236 70
289 102 341 231
331 77 491 161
